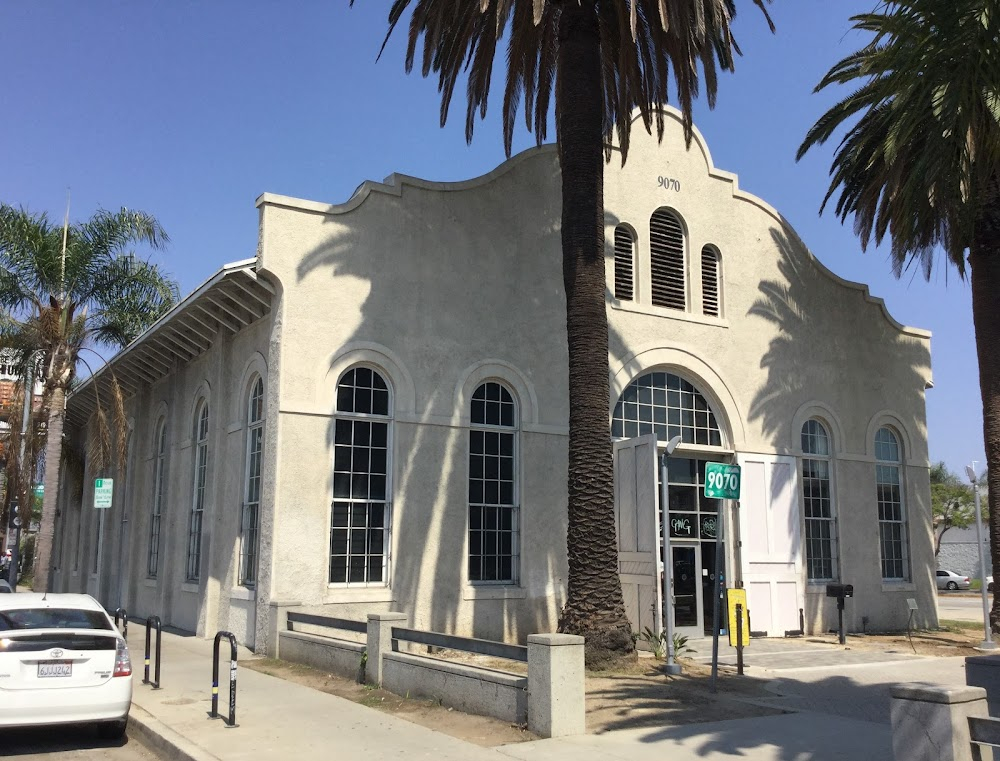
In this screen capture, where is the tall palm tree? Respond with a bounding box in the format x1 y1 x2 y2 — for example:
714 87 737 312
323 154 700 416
357 0 773 666
797 1 1000 627
0 205 179 593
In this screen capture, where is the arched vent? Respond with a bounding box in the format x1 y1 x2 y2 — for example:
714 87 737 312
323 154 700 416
650 209 686 310
613 225 634 301
702 245 720 317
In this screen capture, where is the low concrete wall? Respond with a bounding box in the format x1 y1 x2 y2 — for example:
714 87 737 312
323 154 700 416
278 630 366 683
890 683 988 761
382 651 527 724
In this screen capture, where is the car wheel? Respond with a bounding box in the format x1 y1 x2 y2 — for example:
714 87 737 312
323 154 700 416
946 581 958 591
989 583 995 592
96 718 128 741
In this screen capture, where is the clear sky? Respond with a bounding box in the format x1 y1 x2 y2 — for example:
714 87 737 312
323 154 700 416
0 1 983 478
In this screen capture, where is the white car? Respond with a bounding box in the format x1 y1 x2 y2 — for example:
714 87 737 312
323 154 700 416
0 593 132 738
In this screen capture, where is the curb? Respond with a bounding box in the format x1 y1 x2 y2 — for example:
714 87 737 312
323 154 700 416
128 704 220 761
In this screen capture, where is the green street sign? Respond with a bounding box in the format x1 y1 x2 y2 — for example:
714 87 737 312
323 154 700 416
704 463 741 500
94 478 114 509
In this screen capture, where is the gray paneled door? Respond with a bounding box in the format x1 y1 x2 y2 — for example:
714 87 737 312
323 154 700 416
613 435 663 645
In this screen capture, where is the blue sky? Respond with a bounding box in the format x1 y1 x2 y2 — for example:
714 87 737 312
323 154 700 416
0 1 983 477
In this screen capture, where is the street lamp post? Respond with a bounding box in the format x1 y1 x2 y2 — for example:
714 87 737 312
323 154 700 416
660 434 683 676
966 463 996 650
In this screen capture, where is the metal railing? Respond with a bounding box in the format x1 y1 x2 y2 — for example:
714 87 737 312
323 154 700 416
286 611 366 635
143 615 162 689
210 631 238 728
390 626 528 663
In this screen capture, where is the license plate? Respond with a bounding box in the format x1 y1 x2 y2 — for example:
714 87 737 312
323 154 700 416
38 661 72 678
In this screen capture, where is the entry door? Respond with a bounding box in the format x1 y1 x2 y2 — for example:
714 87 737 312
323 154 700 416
613 435 662 643
670 543 703 639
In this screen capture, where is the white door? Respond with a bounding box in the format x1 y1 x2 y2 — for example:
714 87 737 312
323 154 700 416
613 435 662 644
735 453 803 637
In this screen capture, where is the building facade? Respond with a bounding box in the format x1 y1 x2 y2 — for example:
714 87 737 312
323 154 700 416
51 109 937 651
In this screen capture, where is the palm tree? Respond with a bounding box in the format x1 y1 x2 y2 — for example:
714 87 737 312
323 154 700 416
357 0 773 666
0 205 179 593
797 1 1000 626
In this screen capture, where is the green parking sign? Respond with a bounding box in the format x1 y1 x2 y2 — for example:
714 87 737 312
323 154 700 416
704 463 741 499
94 478 114 509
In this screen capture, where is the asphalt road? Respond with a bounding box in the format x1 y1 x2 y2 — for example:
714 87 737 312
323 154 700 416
0 725 159 760
937 591 990 622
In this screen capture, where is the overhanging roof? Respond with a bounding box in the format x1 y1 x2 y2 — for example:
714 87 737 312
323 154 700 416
67 259 274 427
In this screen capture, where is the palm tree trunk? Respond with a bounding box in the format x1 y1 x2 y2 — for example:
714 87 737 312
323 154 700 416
32 385 65 593
555 0 635 668
971 180 1000 632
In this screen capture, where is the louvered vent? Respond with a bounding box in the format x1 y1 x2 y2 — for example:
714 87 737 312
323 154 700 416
649 210 686 310
614 225 634 301
702 245 720 317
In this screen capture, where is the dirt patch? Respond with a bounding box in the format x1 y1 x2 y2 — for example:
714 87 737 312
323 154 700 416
802 625 984 658
242 657 535 747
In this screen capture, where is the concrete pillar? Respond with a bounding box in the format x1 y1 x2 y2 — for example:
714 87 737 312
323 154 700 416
265 601 301 658
366 612 407 686
527 633 585 738
890 684 988 761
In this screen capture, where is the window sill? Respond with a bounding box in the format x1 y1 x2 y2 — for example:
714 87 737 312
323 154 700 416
143 578 157 588
881 582 916 592
230 587 256 602
463 586 525 601
325 586 394 604
181 582 200 594
610 298 729 328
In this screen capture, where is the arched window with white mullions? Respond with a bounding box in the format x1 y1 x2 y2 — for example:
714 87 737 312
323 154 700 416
238 377 265 587
875 427 909 581
330 366 392 586
468 381 518 584
801 419 837 581
612 371 722 446
147 419 168 578
186 401 209 582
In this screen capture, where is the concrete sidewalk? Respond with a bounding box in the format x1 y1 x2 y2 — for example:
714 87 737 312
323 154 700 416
124 623 893 761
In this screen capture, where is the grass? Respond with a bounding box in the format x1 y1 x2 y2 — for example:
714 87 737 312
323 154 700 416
971 580 983 591
940 619 985 633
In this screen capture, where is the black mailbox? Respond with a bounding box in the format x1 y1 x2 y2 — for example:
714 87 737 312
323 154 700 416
826 583 854 599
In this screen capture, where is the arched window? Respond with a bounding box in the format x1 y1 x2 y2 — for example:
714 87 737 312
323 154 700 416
239 377 265 587
186 401 209 582
649 209 686 310
801 420 836 581
147 419 167 578
613 224 635 301
875 427 908 580
468 381 518 584
330 367 391 586
701 245 721 317
612 372 722 446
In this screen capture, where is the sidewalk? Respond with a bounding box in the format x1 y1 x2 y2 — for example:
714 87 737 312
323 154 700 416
124 624 894 761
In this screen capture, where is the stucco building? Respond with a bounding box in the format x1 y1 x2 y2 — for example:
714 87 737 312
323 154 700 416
50 109 937 652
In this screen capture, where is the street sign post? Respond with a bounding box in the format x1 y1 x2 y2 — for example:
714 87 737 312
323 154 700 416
94 479 114 509
706 462 741 692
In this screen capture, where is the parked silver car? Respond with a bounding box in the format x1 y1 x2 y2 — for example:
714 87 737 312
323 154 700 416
936 569 971 591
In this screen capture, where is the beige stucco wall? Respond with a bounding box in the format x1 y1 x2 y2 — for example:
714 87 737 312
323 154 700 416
52 107 934 650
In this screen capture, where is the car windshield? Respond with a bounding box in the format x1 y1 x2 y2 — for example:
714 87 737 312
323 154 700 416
0 608 113 632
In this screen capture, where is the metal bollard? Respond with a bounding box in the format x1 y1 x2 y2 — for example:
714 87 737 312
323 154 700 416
113 608 128 638
210 631 238 728
143 616 162 689
735 604 745 676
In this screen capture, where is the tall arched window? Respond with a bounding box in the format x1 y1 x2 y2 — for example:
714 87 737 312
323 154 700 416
701 245 721 317
649 209 686 310
612 371 722 446
147 419 167 578
468 381 518 584
331 367 391 586
613 224 635 301
875 427 909 580
239 377 265 587
802 420 837 581
186 401 209 582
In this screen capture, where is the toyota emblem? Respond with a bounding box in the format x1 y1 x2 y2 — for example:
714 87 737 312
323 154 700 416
49 648 64 658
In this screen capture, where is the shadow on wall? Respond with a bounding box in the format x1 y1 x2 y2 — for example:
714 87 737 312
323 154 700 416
747 225 933 601
292 172 573 642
